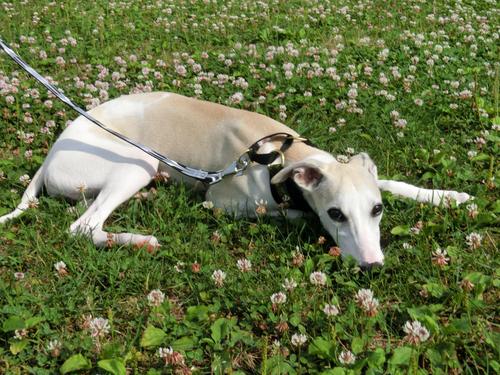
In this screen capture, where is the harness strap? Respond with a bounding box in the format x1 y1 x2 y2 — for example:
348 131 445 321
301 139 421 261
247 133 314 166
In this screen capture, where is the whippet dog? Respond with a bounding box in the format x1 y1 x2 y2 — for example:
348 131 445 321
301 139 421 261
0 92 471 267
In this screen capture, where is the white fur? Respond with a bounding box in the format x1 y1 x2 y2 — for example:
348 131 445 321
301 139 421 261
0 93 471 265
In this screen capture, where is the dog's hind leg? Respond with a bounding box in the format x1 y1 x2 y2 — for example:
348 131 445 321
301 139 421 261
0 167 45 224
69 165 160 250
377 179 471 206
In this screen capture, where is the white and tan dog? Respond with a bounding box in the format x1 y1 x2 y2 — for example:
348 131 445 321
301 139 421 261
0 92 470 267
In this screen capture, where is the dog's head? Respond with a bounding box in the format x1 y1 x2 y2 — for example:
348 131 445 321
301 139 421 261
272 152 384 268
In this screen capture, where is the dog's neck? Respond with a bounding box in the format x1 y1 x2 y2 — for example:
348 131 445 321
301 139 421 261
284 141 334 165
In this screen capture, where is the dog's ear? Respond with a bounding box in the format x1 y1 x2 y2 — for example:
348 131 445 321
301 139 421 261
271 160 324 191
350 152 378 179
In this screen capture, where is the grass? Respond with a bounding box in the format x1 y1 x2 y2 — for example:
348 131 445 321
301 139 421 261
0 0 499 374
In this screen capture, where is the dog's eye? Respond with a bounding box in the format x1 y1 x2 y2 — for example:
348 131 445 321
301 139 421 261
371 204 383 217
328 208 347 222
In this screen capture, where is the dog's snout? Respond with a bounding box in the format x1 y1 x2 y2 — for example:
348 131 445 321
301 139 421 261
360 261 384 271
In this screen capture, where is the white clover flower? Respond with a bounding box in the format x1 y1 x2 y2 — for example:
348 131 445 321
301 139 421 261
27 197 39 209
174 261 185 273
354 289 373 305
354 288 380 316
459 89 472 99
336 155 349 163
147 289 165 307
282 278 297 292
202 200 214 209
395 118 407 128
403 320 430 344
230 92 244 104
46 339 62 357
339 350 356 365
236 258 252 272
212 269 226 287
361 297 379 316
432 248 450 266
309 271 327 286
465 232 482 250
158 346 173 359
270 292 287 305
54 261 68 276
89 317 110 338
291 333 307 347
19 174 31 186
175 65 187 76
323 304 340 317
72 181 87 194
14 329 28 340
466 203 478 218
158 346 185 366
467 150 477 159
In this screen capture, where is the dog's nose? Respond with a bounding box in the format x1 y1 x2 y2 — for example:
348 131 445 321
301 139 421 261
360 262 383 271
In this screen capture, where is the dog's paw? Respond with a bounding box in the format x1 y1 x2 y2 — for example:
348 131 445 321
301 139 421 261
449 191 471 205
135 236 161 254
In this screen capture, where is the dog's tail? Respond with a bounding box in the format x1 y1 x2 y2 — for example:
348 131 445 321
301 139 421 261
0 167 45 224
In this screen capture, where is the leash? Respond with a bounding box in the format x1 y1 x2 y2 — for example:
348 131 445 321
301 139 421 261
0 37 309 185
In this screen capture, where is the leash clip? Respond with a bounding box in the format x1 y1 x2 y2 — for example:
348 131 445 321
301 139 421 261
218 152 251 180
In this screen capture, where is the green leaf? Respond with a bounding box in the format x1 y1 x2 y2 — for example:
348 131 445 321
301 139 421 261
60 354 92 374
420 171 434 181
407 306 441 333
389 346 413 367
10 339 29 355
423 282 446 298
210 318 234 344
3 316 25 332
289 313 301 327
367 348 385 368
308 337 334 359
24 316 44 329
351 337 364 354
171 336 195 351
98 358 126 375
443 318 471 334
471 153 490 162
186 305 209 321
304 258 314 275
140 325 166 348
391 225 410 236
425 348 442 367
321 368 346 375
266 355 297 375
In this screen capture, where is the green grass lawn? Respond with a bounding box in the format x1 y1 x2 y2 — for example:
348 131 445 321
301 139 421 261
0 0 498 374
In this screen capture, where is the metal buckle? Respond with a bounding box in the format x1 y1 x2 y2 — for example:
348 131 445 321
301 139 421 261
272 150 285 167
219 152 251 179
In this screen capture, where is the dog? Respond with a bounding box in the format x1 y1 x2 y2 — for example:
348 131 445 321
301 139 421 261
0 92 471 268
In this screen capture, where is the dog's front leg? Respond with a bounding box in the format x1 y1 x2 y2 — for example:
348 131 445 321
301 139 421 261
377 179 471 206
